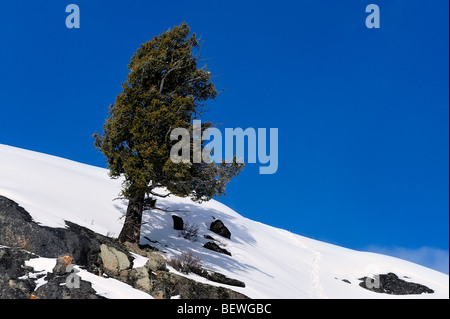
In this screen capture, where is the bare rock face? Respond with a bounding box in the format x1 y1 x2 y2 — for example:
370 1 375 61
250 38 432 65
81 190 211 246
0 248 36 299
0 195 102 267
0 247 102 299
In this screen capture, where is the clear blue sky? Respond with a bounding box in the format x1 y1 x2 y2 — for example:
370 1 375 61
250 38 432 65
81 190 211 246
0 1 448 273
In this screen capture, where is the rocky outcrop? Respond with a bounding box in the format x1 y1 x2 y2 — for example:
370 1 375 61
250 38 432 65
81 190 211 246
0 196 103 267
0 247 37 298
0 195 248 299
359 273 434 295
129 264 246 299
0 247 102 299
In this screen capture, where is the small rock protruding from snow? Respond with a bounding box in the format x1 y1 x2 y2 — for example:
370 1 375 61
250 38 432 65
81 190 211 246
203 241 232 256
209 220 231 239
172 215 184 231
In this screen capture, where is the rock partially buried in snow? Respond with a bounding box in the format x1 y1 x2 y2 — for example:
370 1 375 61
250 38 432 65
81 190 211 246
359 273 434 295
209 220 231 239
172 215 184 231
203 241 232 256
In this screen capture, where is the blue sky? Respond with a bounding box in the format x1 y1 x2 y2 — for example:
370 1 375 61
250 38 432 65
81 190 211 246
0 1 448 273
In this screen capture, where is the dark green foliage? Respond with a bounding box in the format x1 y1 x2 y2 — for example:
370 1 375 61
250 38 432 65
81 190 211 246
94 23 243 243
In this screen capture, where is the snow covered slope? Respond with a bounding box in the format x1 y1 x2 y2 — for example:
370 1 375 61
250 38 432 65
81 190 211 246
0 144 448 299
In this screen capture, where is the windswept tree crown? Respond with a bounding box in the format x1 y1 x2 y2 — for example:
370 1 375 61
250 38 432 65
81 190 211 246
94 22 242 208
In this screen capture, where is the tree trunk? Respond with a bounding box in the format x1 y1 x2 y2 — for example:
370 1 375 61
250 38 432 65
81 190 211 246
118 192 146 244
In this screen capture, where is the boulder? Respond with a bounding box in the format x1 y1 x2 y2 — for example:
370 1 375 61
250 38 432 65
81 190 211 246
209 220 231 239
131 266 152 292
172 215 184 231
99 244 132 275
359 272 434 295
203 271 246 288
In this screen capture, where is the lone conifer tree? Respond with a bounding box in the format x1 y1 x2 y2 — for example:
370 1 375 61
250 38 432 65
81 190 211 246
94 23 243 244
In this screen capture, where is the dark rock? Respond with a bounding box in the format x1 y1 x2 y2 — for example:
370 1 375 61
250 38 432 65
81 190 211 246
172 215 184 231
149 270 248 299
342 279 351 284
33 270 102 299
210 220 231 239
129 266 248 299
359 272 434 295
187 266 245 288
203 241 232 256
203 235 215 241
203 271 246 288
0 196 102 267
0 247 36 298
0 246 102 299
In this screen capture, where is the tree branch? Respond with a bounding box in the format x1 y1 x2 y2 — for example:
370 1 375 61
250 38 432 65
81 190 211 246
159 67 179 94
151 206 187 213
148 190 173 198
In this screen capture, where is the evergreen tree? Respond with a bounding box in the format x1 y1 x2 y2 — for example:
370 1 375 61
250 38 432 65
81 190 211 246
94 23 243 244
